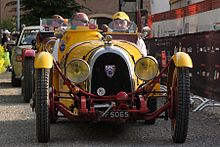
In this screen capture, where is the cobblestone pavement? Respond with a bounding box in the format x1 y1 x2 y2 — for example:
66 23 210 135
0 72 220 147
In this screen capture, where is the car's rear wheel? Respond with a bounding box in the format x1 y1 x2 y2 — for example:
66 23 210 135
23 57 34 103
36 68 50 143
11 70 21 87
170 67 190 143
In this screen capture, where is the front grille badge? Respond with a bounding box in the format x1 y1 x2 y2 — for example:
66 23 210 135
105 65 116 78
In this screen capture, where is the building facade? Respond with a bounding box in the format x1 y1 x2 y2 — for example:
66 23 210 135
151 0 170 14
1 0 151 29
76 0 151 28
151 0 220 37
0 0 14 23
170 0 205 9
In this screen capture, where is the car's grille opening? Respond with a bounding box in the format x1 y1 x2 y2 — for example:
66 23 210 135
91 53 132 96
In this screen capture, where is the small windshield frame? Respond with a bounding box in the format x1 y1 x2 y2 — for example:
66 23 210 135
40 18 98 32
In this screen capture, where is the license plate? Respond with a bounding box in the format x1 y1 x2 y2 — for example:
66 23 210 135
108 111 129 118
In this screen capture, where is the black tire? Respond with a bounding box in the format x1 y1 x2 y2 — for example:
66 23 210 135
11 70 21 87
36 69 50 143
145 98 157 124
171 67 190 143
23 57 34 103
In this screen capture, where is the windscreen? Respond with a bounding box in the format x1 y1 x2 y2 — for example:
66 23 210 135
20 29 39 45
40 18 98 32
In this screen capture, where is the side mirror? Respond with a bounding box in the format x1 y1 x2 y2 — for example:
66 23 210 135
141 26 151 39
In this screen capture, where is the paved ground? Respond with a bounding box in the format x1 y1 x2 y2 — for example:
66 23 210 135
0 72 220 147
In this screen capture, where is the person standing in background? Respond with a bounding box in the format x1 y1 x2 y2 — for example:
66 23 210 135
1 30 11 47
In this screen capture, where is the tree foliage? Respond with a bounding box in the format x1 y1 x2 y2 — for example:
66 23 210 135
0 19 16 32
6 0 89 25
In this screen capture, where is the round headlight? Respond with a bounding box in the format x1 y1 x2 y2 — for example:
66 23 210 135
66 59 90 83
134 56 159 81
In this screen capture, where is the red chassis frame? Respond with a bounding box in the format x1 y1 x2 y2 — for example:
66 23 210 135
49 60 173 122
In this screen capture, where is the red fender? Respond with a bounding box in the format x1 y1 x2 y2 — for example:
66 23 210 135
23 48 35 57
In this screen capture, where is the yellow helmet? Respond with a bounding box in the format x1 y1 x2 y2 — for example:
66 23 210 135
112 12 130 22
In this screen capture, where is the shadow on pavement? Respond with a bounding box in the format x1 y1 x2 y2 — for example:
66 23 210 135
0 95 23 104
0 82 13 89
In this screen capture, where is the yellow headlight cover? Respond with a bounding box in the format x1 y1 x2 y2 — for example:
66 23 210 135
66 59 90 83
134 56 159 81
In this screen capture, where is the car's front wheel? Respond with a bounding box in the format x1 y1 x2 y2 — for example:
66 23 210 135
36 68 50 143
170 67 190 143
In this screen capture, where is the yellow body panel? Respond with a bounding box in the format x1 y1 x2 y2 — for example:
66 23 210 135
172 52 193 68
57 27 102 108
64 39 143 91
112 40 142 61
152 83 160 96
34 52 53 69
53 27 156 109
64 40 104 62
58 27 103 61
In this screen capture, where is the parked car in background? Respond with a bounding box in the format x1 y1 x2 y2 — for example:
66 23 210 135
11 26 40 87
21 31 54 103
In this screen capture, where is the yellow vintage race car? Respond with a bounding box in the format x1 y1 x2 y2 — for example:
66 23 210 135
33 19 193 143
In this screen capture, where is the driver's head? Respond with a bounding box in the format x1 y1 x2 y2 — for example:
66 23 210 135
52 14 65 27
72 12 89 26
112 12 130 30
52 14 64 20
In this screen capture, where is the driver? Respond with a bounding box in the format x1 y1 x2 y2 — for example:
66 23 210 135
71 12 89 26
111 11 147 56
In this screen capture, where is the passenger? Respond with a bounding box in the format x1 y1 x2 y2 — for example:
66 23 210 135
50 15 66 60
111 11 147 56
71 12 89 26
51 14 65 30
112 11 130 31
52 14 64 20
